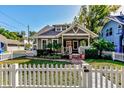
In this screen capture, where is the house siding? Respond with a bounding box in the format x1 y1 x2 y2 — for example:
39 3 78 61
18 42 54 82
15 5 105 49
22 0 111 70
7 45 24 52
101 20 123 53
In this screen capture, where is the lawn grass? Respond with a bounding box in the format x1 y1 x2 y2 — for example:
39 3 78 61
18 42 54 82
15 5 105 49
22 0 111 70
0 57 71 67
85 59 124 69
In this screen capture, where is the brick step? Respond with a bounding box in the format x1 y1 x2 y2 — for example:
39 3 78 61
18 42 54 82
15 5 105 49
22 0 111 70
69 54 85 60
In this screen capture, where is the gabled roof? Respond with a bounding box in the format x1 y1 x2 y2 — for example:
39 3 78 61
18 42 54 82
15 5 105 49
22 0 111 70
34 24 71 37
40 28 61 36
107 15 124 25
33 25 54 37
35 22 98 38
57 22 98 38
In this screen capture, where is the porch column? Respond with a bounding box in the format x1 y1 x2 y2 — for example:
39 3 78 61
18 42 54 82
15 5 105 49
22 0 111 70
88 37 90 47
61 35 64 54
36 38 38 49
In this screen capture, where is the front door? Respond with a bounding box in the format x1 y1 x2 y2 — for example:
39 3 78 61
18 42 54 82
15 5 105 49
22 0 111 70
73 40 78 50
66 41 72 47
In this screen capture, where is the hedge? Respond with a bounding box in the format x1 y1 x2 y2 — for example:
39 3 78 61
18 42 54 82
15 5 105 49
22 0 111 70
85 49 99 59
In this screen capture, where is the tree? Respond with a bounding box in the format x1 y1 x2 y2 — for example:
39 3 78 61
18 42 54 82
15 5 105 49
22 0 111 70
29 31 36 37
92 39 115 58
76 5 121 33
25 43 32 50
0 27 23 41
20 31 26 37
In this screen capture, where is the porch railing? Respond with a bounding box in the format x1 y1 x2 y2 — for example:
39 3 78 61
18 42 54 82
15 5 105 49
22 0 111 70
78 46 91 54
62 46 72 55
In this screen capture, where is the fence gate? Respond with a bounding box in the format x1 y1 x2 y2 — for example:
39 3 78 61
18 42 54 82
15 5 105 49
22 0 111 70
0 64 124 88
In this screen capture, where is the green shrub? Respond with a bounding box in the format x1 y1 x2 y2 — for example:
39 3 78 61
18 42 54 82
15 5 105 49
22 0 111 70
85 49 99 59
37 49 54 57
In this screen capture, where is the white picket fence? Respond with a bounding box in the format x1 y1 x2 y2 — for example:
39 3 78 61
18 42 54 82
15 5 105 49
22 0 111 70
0 53 13 61
0 52 26 61
102 51 124 62
113 52 124 62
0 64 124 88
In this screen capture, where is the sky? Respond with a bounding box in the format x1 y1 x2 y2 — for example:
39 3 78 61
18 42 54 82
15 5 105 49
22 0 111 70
0 5 80 34
0 5 124 34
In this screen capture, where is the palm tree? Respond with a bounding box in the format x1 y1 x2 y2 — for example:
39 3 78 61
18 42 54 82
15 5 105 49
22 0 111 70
92 39 115 58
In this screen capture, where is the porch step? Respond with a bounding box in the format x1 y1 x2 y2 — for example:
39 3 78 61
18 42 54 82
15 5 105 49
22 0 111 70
72 54 80 59
69 54 85 60
70 54 81 59
72 50 78 53
70 54 82 64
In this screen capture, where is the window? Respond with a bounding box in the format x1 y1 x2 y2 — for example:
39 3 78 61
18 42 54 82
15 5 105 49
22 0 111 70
112 42 114 45
118 25 122 34
55 27 61 31
118 25 122 29
62 26 67 31
52 39 58 45
106 28 113 36
106 29 109 36
42 39 48 49
109 28 112 36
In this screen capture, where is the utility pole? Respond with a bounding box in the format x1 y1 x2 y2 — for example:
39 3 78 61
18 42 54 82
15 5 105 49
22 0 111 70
27 25 30 43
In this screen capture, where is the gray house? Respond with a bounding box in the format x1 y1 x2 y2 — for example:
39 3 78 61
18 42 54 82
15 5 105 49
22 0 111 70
33 22 98 54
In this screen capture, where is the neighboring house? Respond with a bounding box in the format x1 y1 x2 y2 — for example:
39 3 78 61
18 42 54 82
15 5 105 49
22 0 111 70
0 34 24 52
100 14 124 53
33 22 98 54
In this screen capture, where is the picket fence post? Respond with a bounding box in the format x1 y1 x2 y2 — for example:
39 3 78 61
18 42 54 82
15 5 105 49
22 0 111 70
112 52 115 61
12 64 18 88
122 67 124 88
11 51 13 59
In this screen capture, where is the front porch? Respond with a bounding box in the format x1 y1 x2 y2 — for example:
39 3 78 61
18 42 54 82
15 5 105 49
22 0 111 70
61 35 91 54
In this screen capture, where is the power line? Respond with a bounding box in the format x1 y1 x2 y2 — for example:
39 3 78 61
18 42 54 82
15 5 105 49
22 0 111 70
0 21 19 31
0 24 17 31
0 10 27 27
0 10 31 38
0 21 19 30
